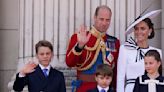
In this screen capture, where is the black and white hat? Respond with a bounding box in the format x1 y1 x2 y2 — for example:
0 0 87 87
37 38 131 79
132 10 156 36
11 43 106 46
125 9 161 35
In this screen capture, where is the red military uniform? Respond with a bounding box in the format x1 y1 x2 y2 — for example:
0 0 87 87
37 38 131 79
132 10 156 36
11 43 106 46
66 26 120 92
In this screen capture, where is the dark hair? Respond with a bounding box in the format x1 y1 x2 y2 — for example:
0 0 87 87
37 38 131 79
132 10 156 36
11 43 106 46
145 50 162 75
95 64 113 77
143 18 155 39
94 5 111 16
35 40 53 54
134 18 155 39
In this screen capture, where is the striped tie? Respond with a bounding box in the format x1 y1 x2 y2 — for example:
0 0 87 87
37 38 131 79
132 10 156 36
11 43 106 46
100 89 105 92
43 68 48 77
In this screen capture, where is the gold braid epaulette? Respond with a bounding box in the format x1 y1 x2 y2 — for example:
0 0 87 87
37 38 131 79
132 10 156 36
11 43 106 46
83 26 105 51
77 27 107 71
77 42 101 71
84 27 102 51
84 38 100 51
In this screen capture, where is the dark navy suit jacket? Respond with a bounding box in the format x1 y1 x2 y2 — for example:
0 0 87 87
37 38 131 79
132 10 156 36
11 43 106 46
87 87 114 92
133 74 164 92
13 65 66 92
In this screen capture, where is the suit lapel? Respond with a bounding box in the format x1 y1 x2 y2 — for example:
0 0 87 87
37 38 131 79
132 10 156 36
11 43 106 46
47 67 55 83
35 65 46 80
34 66 59 91
44 67 57 90
35 65 49 90
96 87 99 92
107 87 114 92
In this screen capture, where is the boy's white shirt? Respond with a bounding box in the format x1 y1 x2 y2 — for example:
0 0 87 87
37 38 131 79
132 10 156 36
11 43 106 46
39 64 51 75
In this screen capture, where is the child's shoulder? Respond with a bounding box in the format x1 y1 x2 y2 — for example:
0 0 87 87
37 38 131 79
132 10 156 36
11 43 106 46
109 87 115 92
87 87 97 92
157 75 164 82
51 67 64 76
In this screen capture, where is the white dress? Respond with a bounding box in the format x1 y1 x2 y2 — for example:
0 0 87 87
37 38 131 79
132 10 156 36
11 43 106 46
116 38 162 92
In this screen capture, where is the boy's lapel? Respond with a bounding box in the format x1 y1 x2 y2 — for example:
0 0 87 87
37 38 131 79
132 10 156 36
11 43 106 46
35 65 49 89
47 67 54 83
36 65 47 79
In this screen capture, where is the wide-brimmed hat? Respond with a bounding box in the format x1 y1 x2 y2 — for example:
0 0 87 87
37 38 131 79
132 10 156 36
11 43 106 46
125 9 161 35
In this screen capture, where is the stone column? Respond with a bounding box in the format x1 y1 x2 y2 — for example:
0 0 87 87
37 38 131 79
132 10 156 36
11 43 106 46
162 0 164 75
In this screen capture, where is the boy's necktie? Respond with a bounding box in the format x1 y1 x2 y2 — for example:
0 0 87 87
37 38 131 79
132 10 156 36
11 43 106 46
100 89 106 92
43 68 48 77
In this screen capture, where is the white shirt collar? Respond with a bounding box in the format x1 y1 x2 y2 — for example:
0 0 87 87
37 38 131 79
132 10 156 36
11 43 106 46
39 64 51 75
97 85 109 92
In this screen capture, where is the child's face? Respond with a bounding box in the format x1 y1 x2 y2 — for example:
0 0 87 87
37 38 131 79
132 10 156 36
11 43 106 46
95 75 112 88
144 56 160 75
36 46 53 67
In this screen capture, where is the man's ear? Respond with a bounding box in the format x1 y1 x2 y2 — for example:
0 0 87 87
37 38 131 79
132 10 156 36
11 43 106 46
51 53 54 60
52 52 54 56
149 28 152 36
157 61 161 68
94 16 97 21
35 54 38 58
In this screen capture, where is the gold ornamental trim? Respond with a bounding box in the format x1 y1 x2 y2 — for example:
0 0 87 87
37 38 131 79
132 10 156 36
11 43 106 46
77 44 101 71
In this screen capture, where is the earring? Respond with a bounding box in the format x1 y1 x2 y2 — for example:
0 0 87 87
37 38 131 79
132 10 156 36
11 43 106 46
148 32 151 36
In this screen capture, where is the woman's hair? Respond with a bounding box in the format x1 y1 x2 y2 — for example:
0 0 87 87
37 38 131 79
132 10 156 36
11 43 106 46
134 18 155 39
145 50 162 75
143 18 155 39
